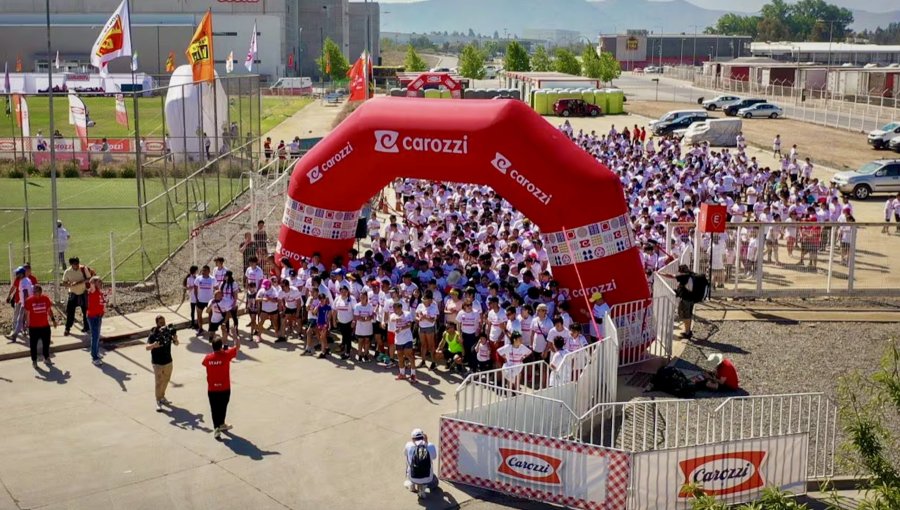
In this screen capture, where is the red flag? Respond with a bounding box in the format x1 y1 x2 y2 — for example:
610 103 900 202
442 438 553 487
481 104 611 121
347 54 366 101
287 52 294 70
15 55 23 72
325 52 332 75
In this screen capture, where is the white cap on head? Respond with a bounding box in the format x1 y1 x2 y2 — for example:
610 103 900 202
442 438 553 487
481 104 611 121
707 353 724 366
411 428 425 440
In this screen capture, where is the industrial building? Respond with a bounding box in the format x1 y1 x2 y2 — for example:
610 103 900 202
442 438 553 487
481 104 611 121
0 0 379 82
751 41 900 66
522 28 584 48
597 30 751 70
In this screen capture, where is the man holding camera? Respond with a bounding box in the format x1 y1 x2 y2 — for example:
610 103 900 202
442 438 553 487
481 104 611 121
146 316 179 412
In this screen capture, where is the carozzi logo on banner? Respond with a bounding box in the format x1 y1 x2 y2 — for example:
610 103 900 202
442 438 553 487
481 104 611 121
374 130 468 155
678 451 766 498
490 152 552 205
497 448 563 485
307 142 354 184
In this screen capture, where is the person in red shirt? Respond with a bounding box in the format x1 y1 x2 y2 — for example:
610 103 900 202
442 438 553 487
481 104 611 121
202 335 241 439
704 353 740 391
24 285 57 368
86 277 106 366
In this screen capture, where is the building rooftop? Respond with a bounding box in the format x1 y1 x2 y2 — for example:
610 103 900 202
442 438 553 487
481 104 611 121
752 41 900 53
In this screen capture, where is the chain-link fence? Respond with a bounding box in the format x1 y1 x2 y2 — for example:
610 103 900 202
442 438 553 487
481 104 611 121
657 66 900 134
2 75 261 301
666 221 900 298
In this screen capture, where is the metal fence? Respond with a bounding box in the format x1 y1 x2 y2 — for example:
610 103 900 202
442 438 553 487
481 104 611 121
452 313 619 438
658 66 900 134
666 221 900 298
2 75 261 299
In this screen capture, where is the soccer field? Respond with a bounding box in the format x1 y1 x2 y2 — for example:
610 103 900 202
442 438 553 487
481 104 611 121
1 176 244 283
1 96 312 139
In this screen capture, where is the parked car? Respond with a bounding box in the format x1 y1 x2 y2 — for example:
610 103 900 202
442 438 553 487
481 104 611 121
702 95 741 111
737 103 783 119
867 122 900 150
652 114 708 136
724 98 766 116
430 67 451 73
484 65 501 79
644 66 663 74
633 67 644 74
831 159 900 199
649 109 708 127
552 98 602 117
890 136 900 153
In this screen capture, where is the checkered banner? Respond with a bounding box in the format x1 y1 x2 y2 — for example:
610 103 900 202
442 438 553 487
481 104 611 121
282 197 361 241
440 417 631 510
542 213 635 267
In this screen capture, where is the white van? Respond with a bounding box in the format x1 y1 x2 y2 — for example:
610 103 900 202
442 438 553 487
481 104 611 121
650 109 708 127
682 118 743 147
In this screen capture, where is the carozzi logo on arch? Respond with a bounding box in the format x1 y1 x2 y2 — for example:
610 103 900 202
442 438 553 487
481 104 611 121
373 130 468 155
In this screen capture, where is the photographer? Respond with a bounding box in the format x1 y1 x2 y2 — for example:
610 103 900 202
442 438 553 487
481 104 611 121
146 316 179 412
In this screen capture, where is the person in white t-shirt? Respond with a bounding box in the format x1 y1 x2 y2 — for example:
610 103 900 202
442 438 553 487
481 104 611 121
256 279 280 340
496 332 532 390
530 304 553 362
589 292 610 340
548 337 572 387
353 292 375 362
278 279 302 343
193 265 216 335
333 287 357 360
415 291 439 370
455 301 481 371
391 302 417 382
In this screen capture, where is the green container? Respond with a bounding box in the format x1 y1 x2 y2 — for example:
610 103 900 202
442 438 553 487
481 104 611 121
546 91 560 115
606 89 624 114
594 90 609 113
424 89 441 99
534 90 548 115
440 89 452 99
582 90 596 105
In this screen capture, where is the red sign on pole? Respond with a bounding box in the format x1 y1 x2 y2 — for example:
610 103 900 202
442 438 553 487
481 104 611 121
698 203 727 234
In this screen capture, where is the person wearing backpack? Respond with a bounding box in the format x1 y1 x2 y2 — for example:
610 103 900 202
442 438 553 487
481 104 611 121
404 428 438 497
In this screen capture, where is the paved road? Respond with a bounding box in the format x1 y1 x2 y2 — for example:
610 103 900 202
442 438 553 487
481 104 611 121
616 72 896 133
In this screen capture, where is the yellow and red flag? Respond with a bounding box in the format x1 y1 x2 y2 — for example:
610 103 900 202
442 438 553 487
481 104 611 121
186 9 215 82
165 51 176 73
90 0 132 72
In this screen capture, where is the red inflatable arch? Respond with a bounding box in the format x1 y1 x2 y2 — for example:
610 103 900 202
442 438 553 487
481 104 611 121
278 97 650 345
406 72 463 98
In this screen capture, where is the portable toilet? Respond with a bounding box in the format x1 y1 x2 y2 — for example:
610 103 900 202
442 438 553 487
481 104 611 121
389 88 403 97
464 89 477 99
510 89 521 101
606 89 625 114
593 89 609 113
534 90 548 115
424 89 441 99
582 89 596 105
440 89 452 99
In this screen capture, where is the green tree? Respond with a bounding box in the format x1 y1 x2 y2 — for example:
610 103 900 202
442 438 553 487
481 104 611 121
530 45 553 72
459 43 486 79
706 13 761 37
404 44 428 72
553 48 580 75
581 44 602 79
597 51 622 83
503 41 531 72
315 37 350 80
706 0 853 42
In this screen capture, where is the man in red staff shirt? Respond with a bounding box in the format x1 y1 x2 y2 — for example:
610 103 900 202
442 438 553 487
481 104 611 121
704 353 740 392
24 285 57 369
202 336 241 440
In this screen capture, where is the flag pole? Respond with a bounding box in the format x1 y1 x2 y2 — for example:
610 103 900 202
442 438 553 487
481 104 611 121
45 0 60 298
126 0 145 232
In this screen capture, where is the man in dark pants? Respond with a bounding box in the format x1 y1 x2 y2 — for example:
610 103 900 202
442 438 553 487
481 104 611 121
62 257 93 336
24 285 57 369
202 335 241 440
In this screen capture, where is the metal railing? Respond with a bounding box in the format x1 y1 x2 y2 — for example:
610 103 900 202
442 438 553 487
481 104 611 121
666 221 900 298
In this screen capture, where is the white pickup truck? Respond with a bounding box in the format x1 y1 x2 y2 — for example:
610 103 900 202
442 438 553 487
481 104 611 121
868 122 900 150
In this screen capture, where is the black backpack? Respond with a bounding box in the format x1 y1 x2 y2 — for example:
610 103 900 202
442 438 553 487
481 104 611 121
410 443 432 479
650 366 696 398
690 274 709 303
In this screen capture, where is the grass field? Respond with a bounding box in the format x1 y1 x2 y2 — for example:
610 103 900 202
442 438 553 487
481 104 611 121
1 96 312 139
1 176 244 283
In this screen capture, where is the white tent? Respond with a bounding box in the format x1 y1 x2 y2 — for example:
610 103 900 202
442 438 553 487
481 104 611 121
164 65 229 163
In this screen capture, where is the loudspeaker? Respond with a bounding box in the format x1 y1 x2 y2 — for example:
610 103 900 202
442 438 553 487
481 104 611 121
355 218 368 239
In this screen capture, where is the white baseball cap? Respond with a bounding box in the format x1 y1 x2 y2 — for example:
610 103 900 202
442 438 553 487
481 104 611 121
411 428 425 440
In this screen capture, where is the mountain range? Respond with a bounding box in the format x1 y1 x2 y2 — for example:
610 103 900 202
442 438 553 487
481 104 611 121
379 0 900 36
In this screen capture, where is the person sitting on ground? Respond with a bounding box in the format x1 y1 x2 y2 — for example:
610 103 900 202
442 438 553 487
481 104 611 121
702 353 740 392
404 428 438 498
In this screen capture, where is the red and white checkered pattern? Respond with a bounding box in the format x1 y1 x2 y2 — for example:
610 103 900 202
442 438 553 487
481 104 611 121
440 418 631 510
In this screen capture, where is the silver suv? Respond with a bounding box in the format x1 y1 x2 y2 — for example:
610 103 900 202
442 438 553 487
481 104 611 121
831 160 900 199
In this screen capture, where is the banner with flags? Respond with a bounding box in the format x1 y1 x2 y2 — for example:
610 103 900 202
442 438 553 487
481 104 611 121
186 9 215 82
347 52 372 102
12 94 30 151
15 55 23 73
165 51 176 73
68 93 89 150
55 51 60 70
90 0 133 72
245 21 257 72
115 93 128 128
226 51 234 74
131 51 138 72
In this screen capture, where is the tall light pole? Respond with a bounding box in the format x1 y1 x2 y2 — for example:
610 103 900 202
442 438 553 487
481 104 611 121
364 0 370 100
45 0 60 297
818 18 838 101
691 25 699 67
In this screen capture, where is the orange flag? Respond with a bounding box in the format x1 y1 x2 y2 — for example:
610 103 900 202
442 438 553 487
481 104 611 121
15 55 23 72
165 51 176 73
185 9 214 82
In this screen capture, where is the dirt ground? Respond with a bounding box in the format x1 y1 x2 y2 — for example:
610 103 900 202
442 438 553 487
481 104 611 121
626 100 890 172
